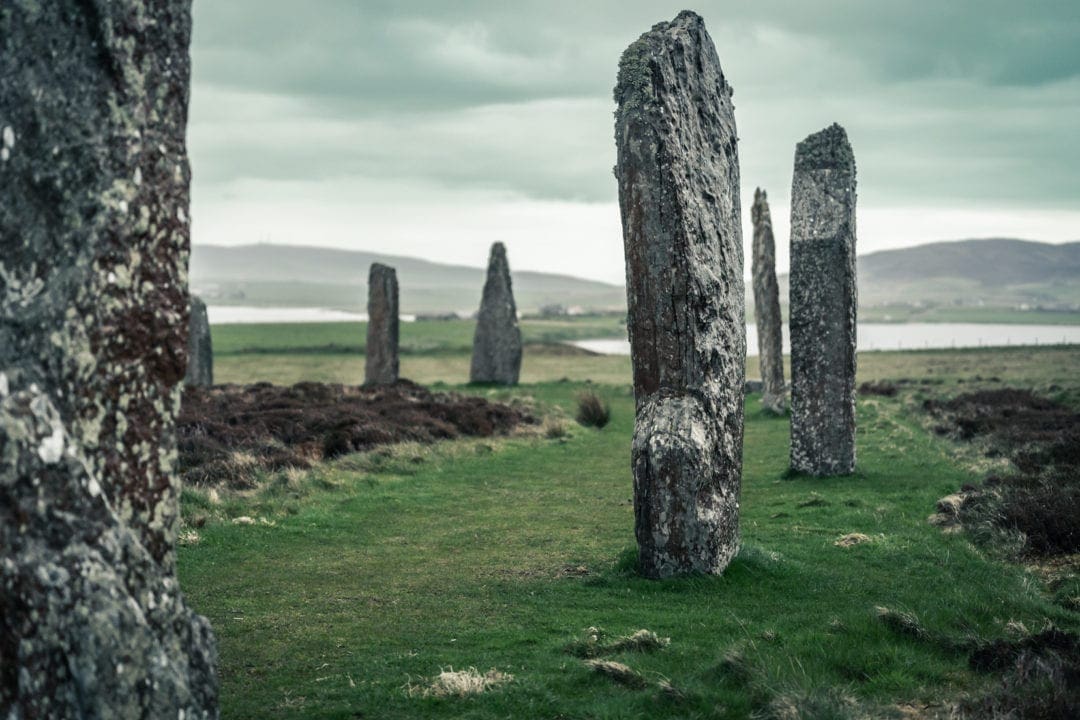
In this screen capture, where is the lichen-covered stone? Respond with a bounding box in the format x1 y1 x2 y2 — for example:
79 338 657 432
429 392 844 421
185 295 214 387
789 123 858 476
0 2 219 716
365 263 400 386
615 11 745 579
470 242 522 385
751 188 786 415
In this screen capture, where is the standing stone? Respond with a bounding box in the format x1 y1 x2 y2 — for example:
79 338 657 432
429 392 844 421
789 123 857 476
186 295 214 387
365 263 399 386
470 242 522 385
751 189 786 414
615 11 745 578
0 3 219 717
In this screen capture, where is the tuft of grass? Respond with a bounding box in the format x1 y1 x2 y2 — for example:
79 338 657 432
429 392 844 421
575 390 611 428
177 529 201 546
756 687 860 720
875 606 930 641
583 659 648 689
833 533 872 548
564 627 670 658
405 667 513 698
543 418 572 440
797 493 830 508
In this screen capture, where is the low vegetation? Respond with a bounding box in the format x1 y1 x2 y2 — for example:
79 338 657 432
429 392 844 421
925 388 1080 558
575 389 611 428
177 321 1079 718
177 381 534 488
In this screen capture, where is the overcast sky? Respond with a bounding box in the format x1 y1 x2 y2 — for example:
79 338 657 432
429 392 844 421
189 1 1080 284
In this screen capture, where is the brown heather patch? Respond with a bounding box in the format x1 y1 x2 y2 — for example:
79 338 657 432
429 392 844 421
178 380 535 487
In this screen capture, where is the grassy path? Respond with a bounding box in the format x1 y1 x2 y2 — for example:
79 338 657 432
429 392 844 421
178 382 1078 718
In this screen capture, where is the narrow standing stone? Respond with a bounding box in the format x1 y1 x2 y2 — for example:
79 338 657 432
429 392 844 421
470 242 522 385
365 263 400 386
615 11 745 578
186 295 214 386
789 123 858 476
0 2 218 716
751 188 786 414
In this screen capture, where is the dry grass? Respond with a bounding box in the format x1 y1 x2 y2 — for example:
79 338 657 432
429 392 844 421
757 688 860 720
875 606 929 641
565 627 670 658
543 418 572 439
834 533 873 548
583 660 648 689
405 667 513 698
177 529 201 546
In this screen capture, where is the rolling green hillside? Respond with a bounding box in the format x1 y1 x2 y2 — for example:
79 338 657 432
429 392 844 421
192 239 1080 322
190 243 626 314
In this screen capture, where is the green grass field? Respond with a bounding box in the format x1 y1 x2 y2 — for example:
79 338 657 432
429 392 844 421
180 322 1080 718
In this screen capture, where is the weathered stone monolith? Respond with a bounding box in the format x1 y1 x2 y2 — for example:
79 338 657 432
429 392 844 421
0 3 219 716
186 295 214 387
365 263 399 386
789 123 858 476
615 11 745 578
751 188 786 414
470 242 522 385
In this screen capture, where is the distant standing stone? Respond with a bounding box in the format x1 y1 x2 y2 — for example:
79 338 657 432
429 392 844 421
365 263 400 386
615 11 745 578
186 295 214 386
470 242 522 385
0 2 218 716
789 123 858 475
751 188 786 414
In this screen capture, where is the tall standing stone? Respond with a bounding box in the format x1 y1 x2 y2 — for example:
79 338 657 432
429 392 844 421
470 242 522 385
751 189 786 414
789 123 857 476
615 11 745 578
0 3 219 716
365 263 400 386
186 295 214 387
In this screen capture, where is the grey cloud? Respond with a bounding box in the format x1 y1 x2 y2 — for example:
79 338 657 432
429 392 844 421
189 1 1080 207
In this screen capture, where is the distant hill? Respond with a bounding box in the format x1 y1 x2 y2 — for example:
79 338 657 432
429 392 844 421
859 238 1080 287
768 239 1080 316
853 238 1080 311
190 243 625 314
192 238 1080 319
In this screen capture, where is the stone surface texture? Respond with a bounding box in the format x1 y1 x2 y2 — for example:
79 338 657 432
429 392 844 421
788 123 858 476
751 188 786 414
185 295 213 387
0 2 219 717
365 263 400 386
470 242 522 385
614 11 745 579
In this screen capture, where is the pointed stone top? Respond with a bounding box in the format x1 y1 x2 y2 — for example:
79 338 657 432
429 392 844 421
752 187 771 226
794 123 854 173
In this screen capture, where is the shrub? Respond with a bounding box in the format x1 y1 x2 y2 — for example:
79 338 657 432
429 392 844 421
576 391 611 428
